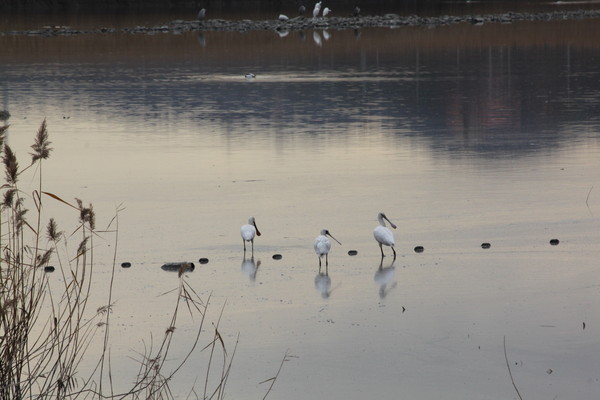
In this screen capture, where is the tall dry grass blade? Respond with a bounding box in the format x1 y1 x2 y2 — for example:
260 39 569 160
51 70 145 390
42 191 78 209
503 336 524 400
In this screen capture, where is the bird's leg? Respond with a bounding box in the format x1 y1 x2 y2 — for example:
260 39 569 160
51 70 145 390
243 240 247 252
392 246 397 261
318 256 322 267
251 239 254 255
379 243 385 257
325 253 328 266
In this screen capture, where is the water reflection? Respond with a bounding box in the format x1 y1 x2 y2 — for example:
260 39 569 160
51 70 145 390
374 257 397 299
314 265 332 299
2 21 600 158
241 256 260 282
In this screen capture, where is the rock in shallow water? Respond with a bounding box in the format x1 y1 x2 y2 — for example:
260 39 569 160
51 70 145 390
272 254 283 260
121 262 132 268
481 243 491 249
414 246 424 253
161 262 195 272
549 239 560 246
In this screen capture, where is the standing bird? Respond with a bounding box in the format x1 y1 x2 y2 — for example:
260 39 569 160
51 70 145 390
312 1 322 18
322 7 331 16
353 6 361 17
197 8 206 20
241 217 261 253
373 212 397 259
299 4 306 15
314 229 341 267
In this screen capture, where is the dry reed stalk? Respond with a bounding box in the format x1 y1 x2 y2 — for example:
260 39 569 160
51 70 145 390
0 121 286 400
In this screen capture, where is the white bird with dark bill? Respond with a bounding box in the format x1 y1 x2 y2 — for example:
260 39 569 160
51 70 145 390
373 212 397 259
241 217 261 253
313 1 322 18
314 229 341 267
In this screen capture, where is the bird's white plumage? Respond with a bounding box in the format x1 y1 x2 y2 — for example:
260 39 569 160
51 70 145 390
241 217 261 252
314 230 332 256
314 228 341 267
373 212 397 258
322 7 331 16
312 1 322 18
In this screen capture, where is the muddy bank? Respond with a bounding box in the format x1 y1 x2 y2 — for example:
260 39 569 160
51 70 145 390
2 9 600 36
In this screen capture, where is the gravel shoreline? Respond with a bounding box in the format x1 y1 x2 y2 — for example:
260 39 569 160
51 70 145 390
2 9 600 36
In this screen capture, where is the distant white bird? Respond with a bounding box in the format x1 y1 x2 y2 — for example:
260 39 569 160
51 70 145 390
313 1 322 18
241 217 261 253
373 212 397 259
314 229 341 267
322 7 331 16
278 14 289 21
245 73 256 79
197 8 206 20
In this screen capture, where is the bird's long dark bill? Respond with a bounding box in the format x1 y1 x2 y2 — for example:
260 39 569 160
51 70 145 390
254 222 261 236
384 216 397 229
327 233 341 245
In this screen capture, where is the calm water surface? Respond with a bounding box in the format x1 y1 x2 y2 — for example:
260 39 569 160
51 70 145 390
2 16 600 400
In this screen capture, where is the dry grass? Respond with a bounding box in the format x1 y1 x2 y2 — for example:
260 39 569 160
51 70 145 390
0 121 284 399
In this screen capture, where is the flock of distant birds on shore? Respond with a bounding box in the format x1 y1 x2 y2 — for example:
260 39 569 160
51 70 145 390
196 1 362 24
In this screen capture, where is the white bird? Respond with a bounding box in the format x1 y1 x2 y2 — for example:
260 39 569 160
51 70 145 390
373 212 397 259
245 73 256 79
241 217 261 253
314 229 341 267
278 14 289 21
197 8 206 20
322 7 331 16
312 1 322 18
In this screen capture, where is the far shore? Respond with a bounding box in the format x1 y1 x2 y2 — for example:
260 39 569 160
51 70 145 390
2 8 600 37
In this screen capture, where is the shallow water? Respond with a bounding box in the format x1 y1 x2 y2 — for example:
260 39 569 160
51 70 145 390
2 14 600 400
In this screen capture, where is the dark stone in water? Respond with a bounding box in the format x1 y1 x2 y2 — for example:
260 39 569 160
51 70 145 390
550 239 560 246
44 266 55 272
198 257 209 264
481 243 491 249
348 250 358 256
161 262 195 272
272 254 283 260
414 246 424 253
121 262 132 268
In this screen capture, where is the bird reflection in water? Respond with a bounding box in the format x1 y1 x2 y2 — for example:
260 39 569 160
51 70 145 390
241 256 261 282
314 262 333 299
374 257 397 299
